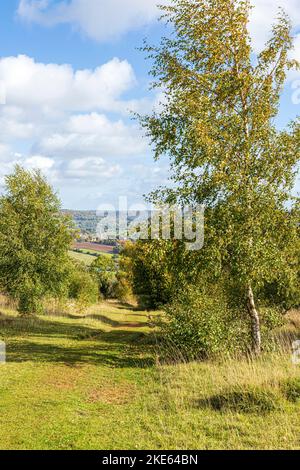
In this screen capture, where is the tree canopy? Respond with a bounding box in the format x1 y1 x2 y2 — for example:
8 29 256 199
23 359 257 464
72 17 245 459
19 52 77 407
0 166 75 315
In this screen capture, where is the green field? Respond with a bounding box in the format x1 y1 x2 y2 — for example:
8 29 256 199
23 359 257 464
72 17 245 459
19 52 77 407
68 250 98 266
0 300 299 450
69 250 114 267
75 248 114 257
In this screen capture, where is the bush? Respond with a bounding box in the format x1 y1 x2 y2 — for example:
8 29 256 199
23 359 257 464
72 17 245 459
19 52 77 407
160 285 248 359
119 240 192 309
18 289 44 316
89 256 116 299
281 378 300 403
119 241 171 308
260 277 300 311
260 307 284 330
68 261 99 310
204 385 281 414
114 272 135 304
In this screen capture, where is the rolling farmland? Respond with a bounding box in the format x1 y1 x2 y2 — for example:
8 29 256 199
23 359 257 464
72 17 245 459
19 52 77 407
72 242 115 254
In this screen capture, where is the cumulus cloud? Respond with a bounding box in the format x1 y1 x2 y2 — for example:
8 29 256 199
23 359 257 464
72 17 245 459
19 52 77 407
17 0 166 42
62 157 122 180
9 0 300 207
0 148 55 186
25 155 55 170
34 113 147 158
0 148 122 187
0 54 151 194
0 54 147 154
0 55 136 114
17 1 300 79
250 0 300 52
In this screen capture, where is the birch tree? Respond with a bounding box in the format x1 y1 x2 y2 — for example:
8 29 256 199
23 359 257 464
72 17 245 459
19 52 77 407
140 0 300 354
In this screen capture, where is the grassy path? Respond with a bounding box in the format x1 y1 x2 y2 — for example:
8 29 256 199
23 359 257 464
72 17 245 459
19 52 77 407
0 301 299 450
0 301 156 450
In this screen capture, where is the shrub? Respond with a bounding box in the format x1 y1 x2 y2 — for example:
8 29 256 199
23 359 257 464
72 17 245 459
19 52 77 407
18 289 44 316
260 307 285 330
119 240 193 309
114 272 135 304
89 256 116 299
260 279 300 312
159 285 248 359
281 378 300 403
119 241 172 309
68 261 99 310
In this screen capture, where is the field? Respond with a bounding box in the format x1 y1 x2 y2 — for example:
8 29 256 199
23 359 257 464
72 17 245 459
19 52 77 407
68 250 97 266
69 249 114 267
0 299 299 450
73 243 115 254
74 249 113 257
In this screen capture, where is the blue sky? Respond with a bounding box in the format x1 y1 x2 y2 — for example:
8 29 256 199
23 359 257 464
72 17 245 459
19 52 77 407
0 0 299 209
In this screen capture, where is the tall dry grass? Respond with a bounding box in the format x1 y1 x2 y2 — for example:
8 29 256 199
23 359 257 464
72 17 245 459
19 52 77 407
138 312 300 449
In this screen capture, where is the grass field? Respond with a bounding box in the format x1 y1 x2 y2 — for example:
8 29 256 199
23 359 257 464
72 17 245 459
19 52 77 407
69 250 114 266
72 243 115 255
75 248 113 257
68 250 97 266
0 300 299 450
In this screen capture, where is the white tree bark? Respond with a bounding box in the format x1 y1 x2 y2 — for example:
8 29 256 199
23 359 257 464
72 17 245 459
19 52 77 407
247 285 261 356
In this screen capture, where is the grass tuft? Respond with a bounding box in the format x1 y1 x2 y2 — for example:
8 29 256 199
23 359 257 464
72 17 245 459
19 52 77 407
201 385 282 414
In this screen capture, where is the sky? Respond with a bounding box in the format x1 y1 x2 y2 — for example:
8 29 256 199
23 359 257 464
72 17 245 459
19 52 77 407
0 0 299 210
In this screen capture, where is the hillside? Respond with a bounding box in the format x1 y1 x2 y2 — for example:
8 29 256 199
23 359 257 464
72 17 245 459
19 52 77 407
63 210 144 239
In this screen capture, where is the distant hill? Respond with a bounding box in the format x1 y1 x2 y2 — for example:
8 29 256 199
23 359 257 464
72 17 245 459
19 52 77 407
63 210 146 241
63 210 101 236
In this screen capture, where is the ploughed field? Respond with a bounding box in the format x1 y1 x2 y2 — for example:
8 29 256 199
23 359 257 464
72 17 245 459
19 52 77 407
72 242 115 254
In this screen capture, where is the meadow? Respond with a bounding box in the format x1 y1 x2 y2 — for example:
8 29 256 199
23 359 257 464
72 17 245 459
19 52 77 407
68 250 96 266
0 296 299 450
69 250 115 267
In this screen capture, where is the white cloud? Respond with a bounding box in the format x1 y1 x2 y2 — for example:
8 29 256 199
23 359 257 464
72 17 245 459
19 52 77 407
0 149 55 186
0 110 36 141
0 54 147 162
0 54 151 195
63 157 122 180
17 1 300 47
25 155 55 170
250 0 300 52
34 112 147 158
0 54 136 114
0 148 123 186
17 0 166 42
